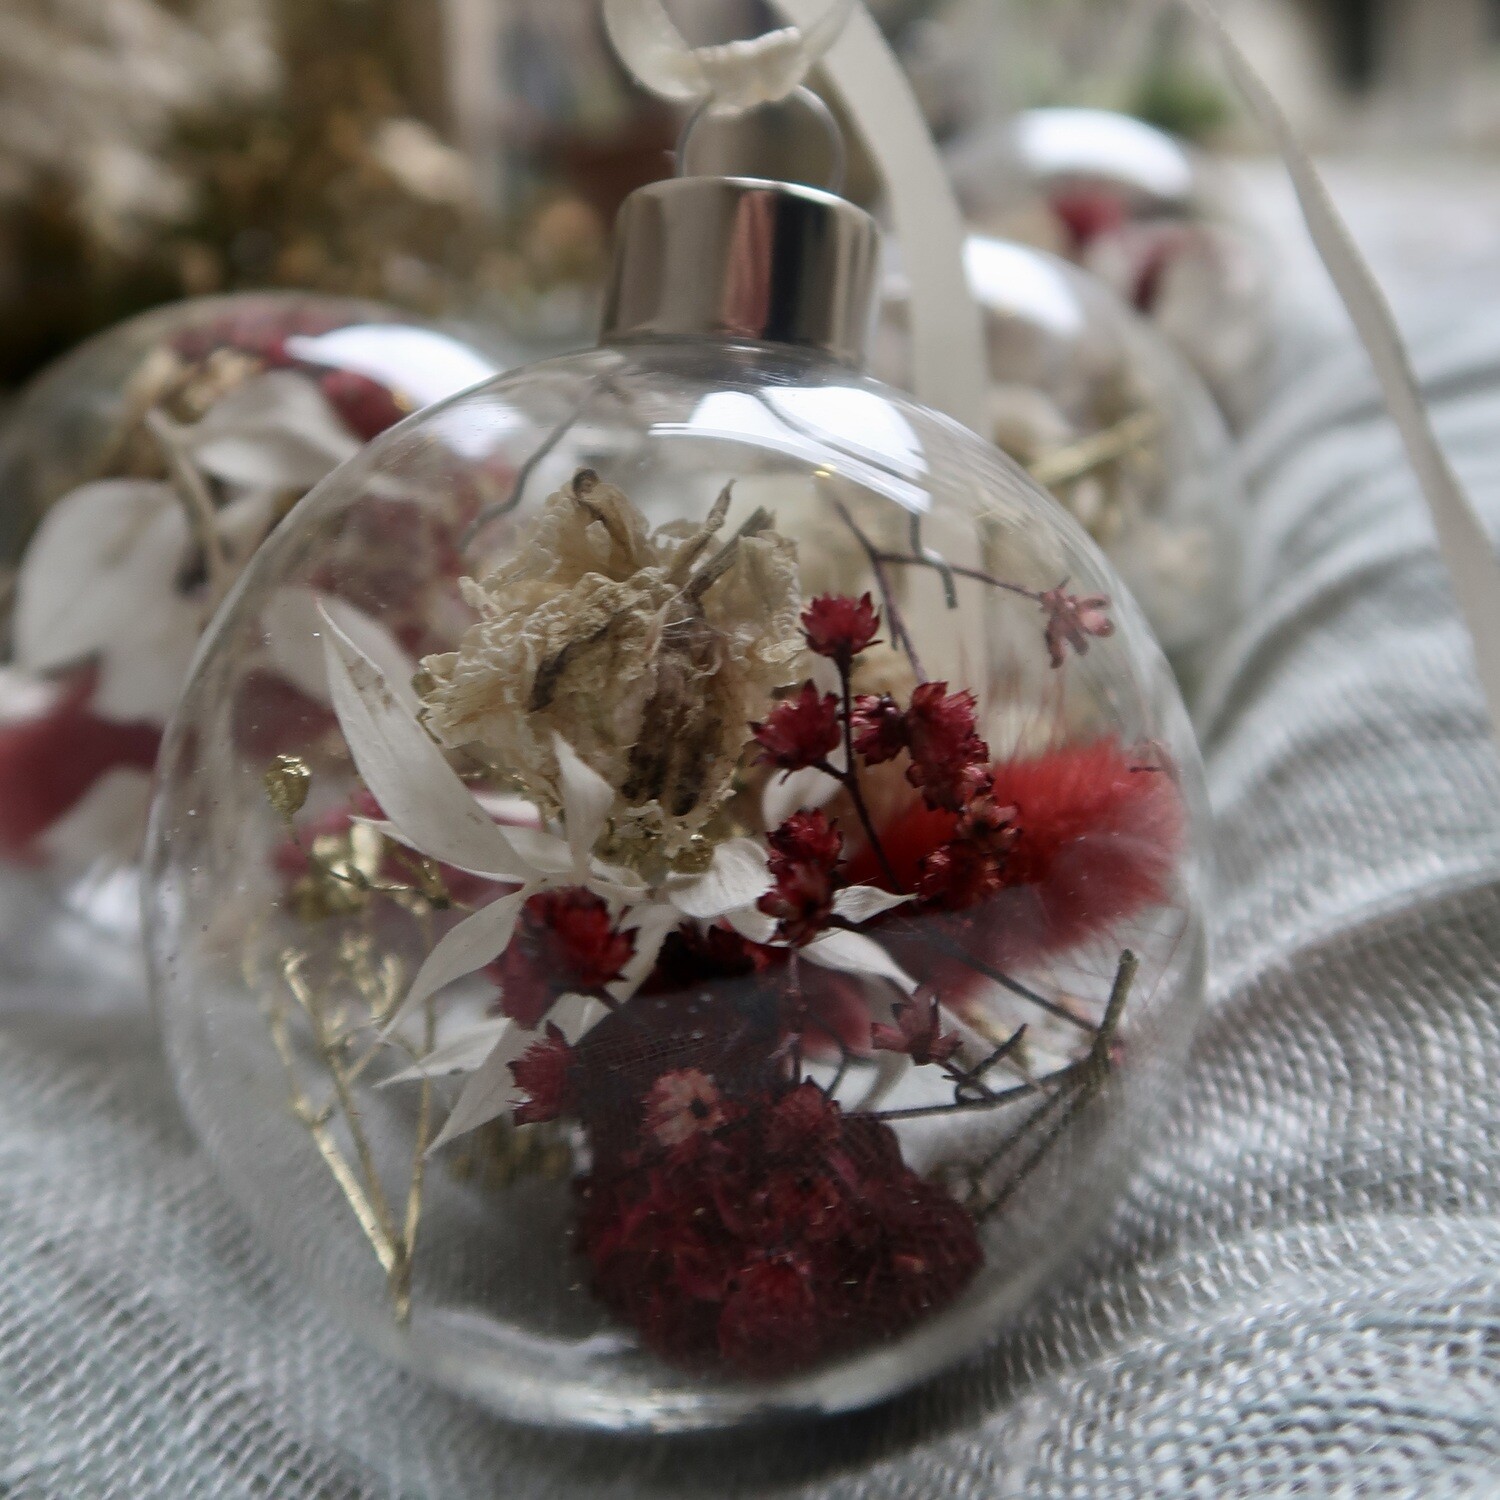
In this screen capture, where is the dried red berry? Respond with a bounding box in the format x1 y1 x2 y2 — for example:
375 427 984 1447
751 683 841 771
850 692 908 765
801 592 880 663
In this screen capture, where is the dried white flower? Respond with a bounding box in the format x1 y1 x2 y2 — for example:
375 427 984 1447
420 469 802 857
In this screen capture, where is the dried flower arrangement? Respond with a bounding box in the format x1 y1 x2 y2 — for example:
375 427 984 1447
264 466 1186 1378
0 300 484 879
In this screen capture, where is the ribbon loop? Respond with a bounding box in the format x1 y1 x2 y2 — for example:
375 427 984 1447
601 0 856 112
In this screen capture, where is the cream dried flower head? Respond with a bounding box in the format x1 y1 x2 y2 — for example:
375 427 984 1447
420 470 802 861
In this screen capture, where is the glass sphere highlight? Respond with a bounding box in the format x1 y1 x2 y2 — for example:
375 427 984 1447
147 337 1209 1429
948 108 1273 420
0 292 500 980
875 236 1242 677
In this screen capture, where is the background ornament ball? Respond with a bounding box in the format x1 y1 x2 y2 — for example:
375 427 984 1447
146 329 1211 1428
875 235 1243 681
0 291 501 986
947 108 1274 422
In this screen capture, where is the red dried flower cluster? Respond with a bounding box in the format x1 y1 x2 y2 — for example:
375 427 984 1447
852 682 991 813
488 888 635 1027
757 809 845 946
752 682 841 772
575 1081 981 1376
801 592 880 664
849 738 1184 974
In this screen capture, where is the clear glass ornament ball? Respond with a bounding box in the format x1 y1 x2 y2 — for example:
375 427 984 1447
875 236 1242 681
0 291 500 993
947 108 1274 419
147 335 1210 1430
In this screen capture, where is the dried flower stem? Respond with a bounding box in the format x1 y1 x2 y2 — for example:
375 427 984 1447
816 657 903 892
967 949 1138 1221
828 495 927 681
143 407 230 594
929 931 1097 1036
1029 409 1161 491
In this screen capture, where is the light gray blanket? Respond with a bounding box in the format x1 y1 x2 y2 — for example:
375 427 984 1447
2 301 1499 1495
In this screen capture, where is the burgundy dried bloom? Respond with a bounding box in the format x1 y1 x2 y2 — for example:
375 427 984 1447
751 682 841 771
1040 586 1115 669
801 593 880 664
766 808 844 871
510 1024 576 1125
716 1254 821 1375
904 682 991 812
644 1069 727 1147
955 793 1020 857
871 993 963 1067
850 692 908 765
916 838 1008 911
575 1085 983 1377
488 887 635 1027
758 809 844 946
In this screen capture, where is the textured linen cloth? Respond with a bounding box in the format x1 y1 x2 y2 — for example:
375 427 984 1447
5 294 1500 1494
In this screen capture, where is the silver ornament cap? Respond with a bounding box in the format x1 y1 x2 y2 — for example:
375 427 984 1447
600 175 882 370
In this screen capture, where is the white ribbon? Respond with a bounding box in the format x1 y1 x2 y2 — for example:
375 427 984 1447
1181 0 1500 743
601 0 855 111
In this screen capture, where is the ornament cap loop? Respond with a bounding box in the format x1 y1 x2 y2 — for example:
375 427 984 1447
600 175 881 369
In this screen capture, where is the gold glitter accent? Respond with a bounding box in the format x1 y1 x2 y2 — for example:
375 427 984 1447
264 753 313 820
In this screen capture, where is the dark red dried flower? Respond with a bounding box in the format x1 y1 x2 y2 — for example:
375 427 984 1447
574 1083 983 1377
488 887 635 1028
916 838 1009 911
759 809 844 946
751 683 841 771
766 808 844 870
644 1069 727 1147
850 692 908 765
716 1254 821 1375
955 793 1020 857
871 993 963 1066
1049 186 1129 251
801 593 880 663
1040 587 1115 669
904 682 991 812
510 1024 576 1125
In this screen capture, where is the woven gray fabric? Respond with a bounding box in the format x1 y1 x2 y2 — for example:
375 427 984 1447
4 305 1500 1495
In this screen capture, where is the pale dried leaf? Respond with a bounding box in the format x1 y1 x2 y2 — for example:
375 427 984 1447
552 732 614 871
389 885 531 1029
802 928 917 992
184 370 361 490
320 606 527 879
13 479 183 674
380 1017 512 1085
831 885 913 924
667 838 770 919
